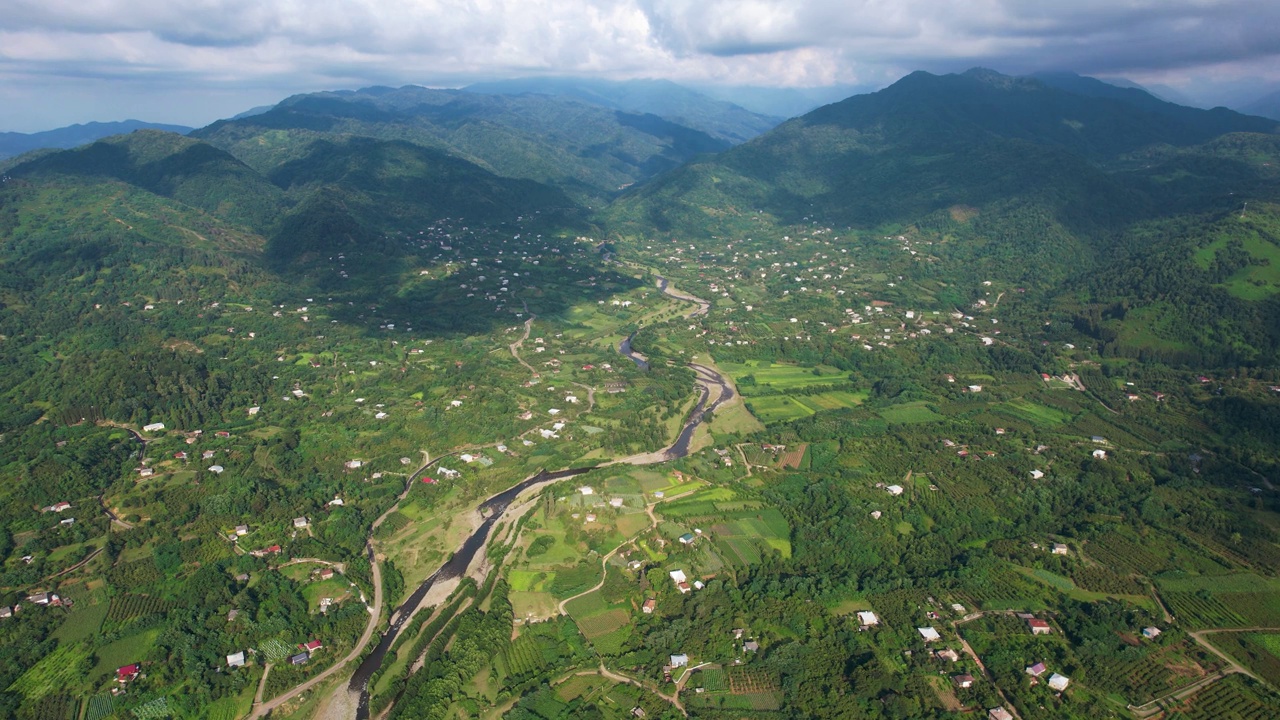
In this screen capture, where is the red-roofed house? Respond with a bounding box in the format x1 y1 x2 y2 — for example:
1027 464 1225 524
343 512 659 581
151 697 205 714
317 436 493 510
300 640 323 652
117 664 140 683
267 545 282 555
1027 618 1052 635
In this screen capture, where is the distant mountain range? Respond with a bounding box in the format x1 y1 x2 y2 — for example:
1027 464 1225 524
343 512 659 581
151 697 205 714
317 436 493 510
0 120 193 160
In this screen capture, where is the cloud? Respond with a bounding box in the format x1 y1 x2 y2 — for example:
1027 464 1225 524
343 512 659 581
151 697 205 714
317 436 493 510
2 0 1279 130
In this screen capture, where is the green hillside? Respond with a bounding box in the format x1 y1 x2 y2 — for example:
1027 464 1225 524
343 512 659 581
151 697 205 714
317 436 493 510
192 85 732 202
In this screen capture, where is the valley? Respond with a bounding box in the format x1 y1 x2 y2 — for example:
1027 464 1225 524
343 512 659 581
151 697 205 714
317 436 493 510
1 69 1279 720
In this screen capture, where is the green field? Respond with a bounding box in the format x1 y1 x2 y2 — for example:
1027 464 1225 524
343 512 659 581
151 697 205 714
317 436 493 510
91 628 160 683
998 397 1071 426
722 361 848 389
745 395 814 423
879 402 945 424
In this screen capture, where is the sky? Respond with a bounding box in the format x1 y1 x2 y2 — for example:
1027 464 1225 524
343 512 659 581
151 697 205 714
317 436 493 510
3 0 1279 132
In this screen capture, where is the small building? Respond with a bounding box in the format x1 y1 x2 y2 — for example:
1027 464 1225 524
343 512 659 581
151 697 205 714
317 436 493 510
678 533 695 545
1051 543 1069 555
609 498 624 508
1093 449 1107 459
0 606 12 618
677 582 691 594
142 423 165 432
989 708 1014 720
300 640 323 652
45 502 72 513
319 568 335 580
265 544 282 555
1142 627 1162 639
1048 673 1070 691
139 467 154 477
951 603 966 614
27 592 50 605
743 640 759 653
227 651 246 668
918 627 941 642
669 570 687 583
886 485 904 496
208 465 225 474
290 652 310 665
953 674 975 688
235 525 249 536
579 486 594 495
293 517 309 529
1030 469 1045 479
117 664 140 683
1025 662 1047 677
1091 436 1108 444
857 611 879 627
936 648 960 662
203 450 216 460
1028 618 1052 635
642 598 656 614
870 510 882 519
670 654 689 668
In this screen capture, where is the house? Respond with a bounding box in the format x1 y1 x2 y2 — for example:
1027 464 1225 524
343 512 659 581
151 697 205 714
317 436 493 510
585 514 597 523
1091 436 1108 444
1030 469 1044 479
642 598 656 614
1092 449 1107 459
1025 662 1047 677
1028 618 1052 635
678 533 695 545
266 545 282 555
669 570 687 583
60 517 75 526
670 654 689 668
693 581 705 590
117 664 140 683
918 627 941 642
951 603 966 614
653 491 664 499
609 498 624 508
953 674 975 688
208 465 225 474
459 453 475 463
1051 543 1069 555
743 640 759 652
857 611 879 627
328 496 344 506
45 502 72 513
1048 673 1070 691
174 452 188 460
935 648 960 662
227 651 246 668
300 640 323 652
27 592 50 605
139 467 154 477
0 606 12 619
142 423 165 432
1142 627 1162 639
248 407 260 415
989 708 1014 720
290 652 310 665
319 568 335 580
235 525 249 536
345 460 363 469
202 451 216 460
886 485 904 496
870 510 882 520
968 385 983 393
293 517 309 529
677 582 691 593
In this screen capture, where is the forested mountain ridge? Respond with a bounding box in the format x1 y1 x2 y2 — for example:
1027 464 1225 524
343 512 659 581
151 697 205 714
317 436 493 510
462 76 783 143
0 120 194 161
191 85 732 203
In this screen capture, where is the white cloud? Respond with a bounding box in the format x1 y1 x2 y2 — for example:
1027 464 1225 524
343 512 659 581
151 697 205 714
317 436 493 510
2 0 1279 130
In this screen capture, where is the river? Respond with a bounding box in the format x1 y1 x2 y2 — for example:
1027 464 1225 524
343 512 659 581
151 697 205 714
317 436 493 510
347 275 724 719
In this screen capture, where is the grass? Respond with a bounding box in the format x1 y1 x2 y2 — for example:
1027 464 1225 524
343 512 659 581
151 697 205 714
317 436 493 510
1015 566 1154 609
746 395 813 423
999 398 1071 426
8 642 93 699
52 599 108 644
91 628 161 682
879 402 944 424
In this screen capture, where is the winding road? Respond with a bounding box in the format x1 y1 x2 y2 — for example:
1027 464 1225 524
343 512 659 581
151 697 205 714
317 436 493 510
254 273 728 719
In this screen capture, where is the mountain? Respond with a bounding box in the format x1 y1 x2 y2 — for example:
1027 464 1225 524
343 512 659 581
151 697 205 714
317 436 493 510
691 83 878 119
0 120 193 160
610 68 1278 240
463 77 782 143
192 85 731 202
1243 90 1280 121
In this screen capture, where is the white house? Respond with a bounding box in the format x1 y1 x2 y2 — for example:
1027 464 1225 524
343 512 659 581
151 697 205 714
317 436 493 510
918 627 941 642
227 651 246 668
857 611 879 627
886 485 904 496
1092 449 1107 459
208 465 225 474
579 486 594 495
670 654 689 668
143 422 165 432
1047 673 1070 691
293 517 309 529
1030 469 1045 479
